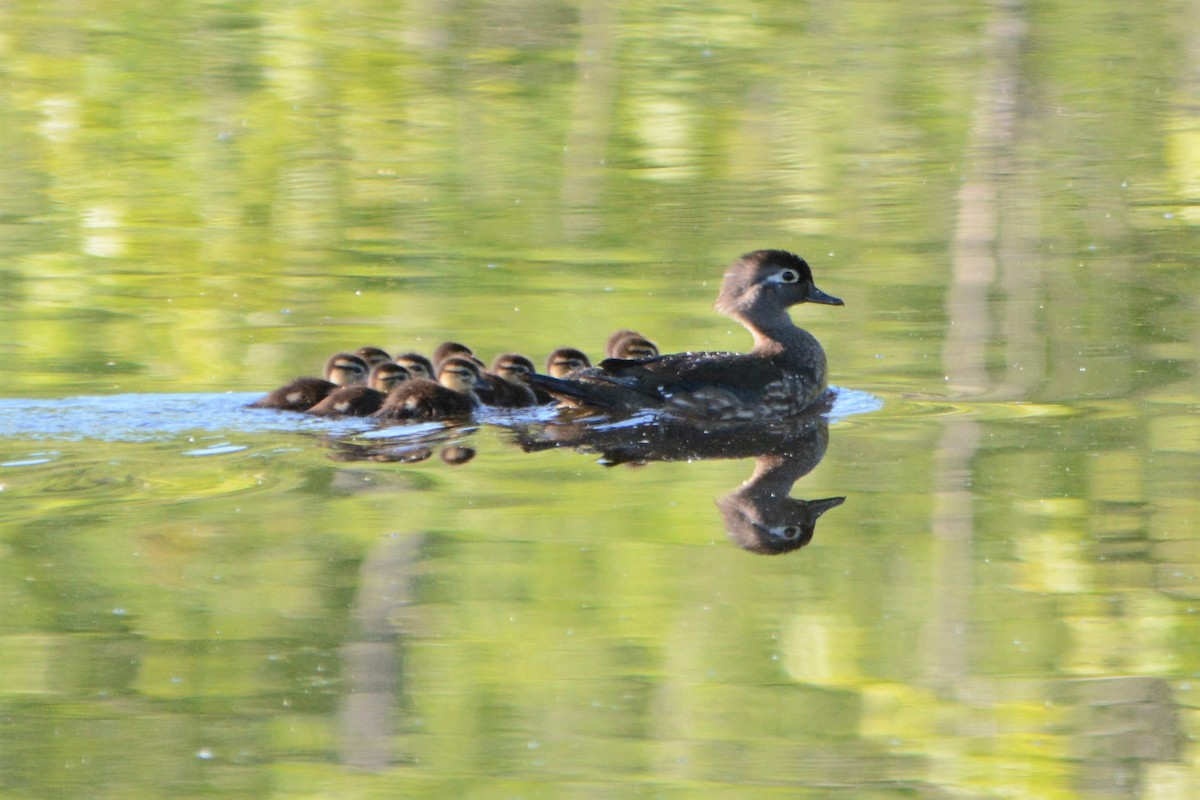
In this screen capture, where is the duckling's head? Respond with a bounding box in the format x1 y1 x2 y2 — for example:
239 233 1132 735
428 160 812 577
393 352 434 381
609 333 659 360
605 329 641 357
369 362 410 392
324 352 371 386
546 348 591 378
715 250 842 319
433 341 482 369
355 346 393 368
490 353 536 385
438 356 487 394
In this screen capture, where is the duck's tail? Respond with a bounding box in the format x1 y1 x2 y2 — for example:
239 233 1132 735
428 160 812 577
523 374 620 410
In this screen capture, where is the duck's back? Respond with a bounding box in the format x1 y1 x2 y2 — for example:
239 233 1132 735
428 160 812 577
248 377 337 411
373 379 476 421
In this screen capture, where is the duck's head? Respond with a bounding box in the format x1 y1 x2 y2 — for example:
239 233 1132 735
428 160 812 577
438 356 488 394
368 362 410 392
609 333 659 360
546 348 591 378
434 341 485 369
355 346 393 368
324 352 371 386
715 250 842 319
605 329 640 357
393 352 434 381
490 353 537 385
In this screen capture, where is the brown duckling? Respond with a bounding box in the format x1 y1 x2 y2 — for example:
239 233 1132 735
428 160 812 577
355 346 393 368
372 356 485 421
433 341 485 370
479 353 538 408
248 352 370 411
392 351 435 381
545 347 591 378
307 362 411 417
607 331 659 360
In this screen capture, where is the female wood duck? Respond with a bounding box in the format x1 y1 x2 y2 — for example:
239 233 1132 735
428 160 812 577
248 352 370 411
480 353 539 408
307 362 411 417
606 331 659 360
372 356 486 421
525 250 843 421
393 352 434 381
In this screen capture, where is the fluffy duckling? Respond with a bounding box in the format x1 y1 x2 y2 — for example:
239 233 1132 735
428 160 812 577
392 351 435 381
433 341 485 370
479 353 538 408
355 346 393 368
607 331 659 360
249 352 370 411
307 362 411 417
545 348 591 378
372 356 485 421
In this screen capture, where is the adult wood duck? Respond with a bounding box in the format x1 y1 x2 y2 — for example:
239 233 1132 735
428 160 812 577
248 352 370 411
373 356 486 421
606 330 659 360
307 362 411 417
525 250 843 421
392 352 434 381
479 353 539 408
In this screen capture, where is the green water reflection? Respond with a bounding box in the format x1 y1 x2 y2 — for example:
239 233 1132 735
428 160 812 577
2 0 1199 797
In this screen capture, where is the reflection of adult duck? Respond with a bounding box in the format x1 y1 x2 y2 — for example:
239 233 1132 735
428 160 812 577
527 250 842 420
509 408 843 555
249 352 370 412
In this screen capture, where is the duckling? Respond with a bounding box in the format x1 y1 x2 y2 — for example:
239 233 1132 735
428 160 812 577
479 353 538 408
307 362 411 417
525 249 843 421
545 347 591 378
432 341 485 370
372 356 485 421
248 352 370 411
354 346 393 368
392 352 435 381
607 331 659 360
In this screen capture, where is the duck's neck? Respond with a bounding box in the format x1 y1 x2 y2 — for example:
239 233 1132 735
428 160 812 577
740 309 824 366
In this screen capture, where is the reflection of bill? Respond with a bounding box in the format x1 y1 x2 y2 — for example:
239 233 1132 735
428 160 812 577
512 407 844 555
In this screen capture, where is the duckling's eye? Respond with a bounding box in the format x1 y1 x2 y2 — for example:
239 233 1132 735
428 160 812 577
779 269 800 284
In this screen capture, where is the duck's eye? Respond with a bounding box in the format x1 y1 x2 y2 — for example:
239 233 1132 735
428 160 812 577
779 269 800 284
781 525 801 539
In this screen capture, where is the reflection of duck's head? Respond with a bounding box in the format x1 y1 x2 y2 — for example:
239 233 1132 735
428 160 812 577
355 346 393 368
718 493 844 555
545 348 591 378
607 332 659 360
715 249 843 326
393 352 434 381
325 352 371 386
369 362 411 392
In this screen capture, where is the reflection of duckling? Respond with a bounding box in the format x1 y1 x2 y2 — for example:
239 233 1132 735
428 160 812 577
308 362 411 417
527 250 842 421
373 357 485 420
355 346 393 368
545 348 591 378
480 353 538 408
392 352 434 381
607 332 659 360
249 352 370 411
